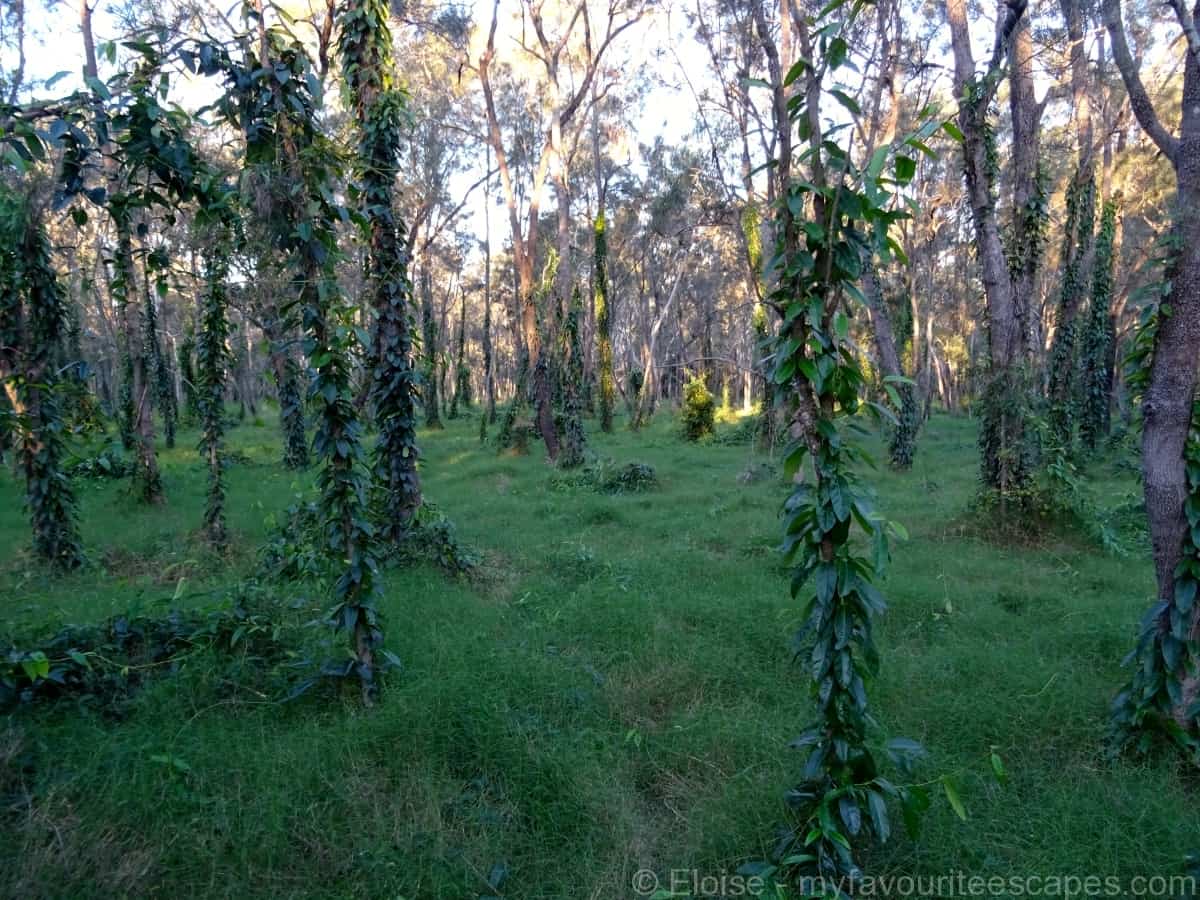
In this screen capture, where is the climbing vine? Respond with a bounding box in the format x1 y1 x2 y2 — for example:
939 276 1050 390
1047 174 1096 449
1078 199 1117 451
755 6 940 881
450 291 471 418
195 229 232 548
420 267 443 430
594 210 615 433
177 327 199 425
142 252 177 449
339 0 423 540
194 14 388 698
1004 161 1049 283
0 189 85 570
559 284 586 468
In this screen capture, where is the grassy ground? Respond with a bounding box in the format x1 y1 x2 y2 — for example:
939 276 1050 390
0 407 1195 898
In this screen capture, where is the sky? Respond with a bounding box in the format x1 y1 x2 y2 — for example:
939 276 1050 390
5 0 716 261
2 0 1061 266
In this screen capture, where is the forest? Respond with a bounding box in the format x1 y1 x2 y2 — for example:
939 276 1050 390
0 0 1198 895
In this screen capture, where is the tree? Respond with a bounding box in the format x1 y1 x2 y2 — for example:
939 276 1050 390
1103 0 1200 749
340 0 423 539
943 0 1031 497
751 0 924 878
477 0 643 461
195 228 231 548
0 188 84 570
593 209 614 432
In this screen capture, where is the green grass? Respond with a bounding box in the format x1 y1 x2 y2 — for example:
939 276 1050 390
0 408 1195 898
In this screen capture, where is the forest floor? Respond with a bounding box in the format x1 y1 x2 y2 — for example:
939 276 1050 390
0 408 1196 898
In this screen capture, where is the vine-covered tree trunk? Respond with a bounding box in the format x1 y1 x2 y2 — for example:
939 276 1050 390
1047 176 1096 446
559 285 586 468
482 281 495 426
1047 0 1097 448
945 0 1029 496
450 290 470 418
863 258 917 468
750 0 921 876
177 329 199 425
0 195 84 570
143 266 176 449
483 156 497 426
341 0 423 538
263 315 309 469
1007 15 1048 366
420 265 442 430
196 238 230 548
114 210 164 504
594 211 615 433
1079 200 1117 451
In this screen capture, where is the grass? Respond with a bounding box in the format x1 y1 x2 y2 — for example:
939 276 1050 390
0 407 1196 898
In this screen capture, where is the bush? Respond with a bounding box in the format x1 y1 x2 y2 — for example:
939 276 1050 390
259 497 476 582
549 458 658 494
64 443 132 479
598 461 657 493
971 447 1124 554
679 374 716 442
713 414 761 446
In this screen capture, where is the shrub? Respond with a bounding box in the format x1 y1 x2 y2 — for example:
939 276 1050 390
714 414 761 446
64 443 132 479
549 458 658 494
679 374 715 442
598 461 657 493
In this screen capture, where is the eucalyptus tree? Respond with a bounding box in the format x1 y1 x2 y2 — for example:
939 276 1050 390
450 289 471 418
943 0 1032 497
688 0 777 423
1103 0 1200 752
477 0 645 461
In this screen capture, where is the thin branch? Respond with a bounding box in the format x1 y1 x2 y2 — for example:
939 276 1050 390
1101 0 1179 162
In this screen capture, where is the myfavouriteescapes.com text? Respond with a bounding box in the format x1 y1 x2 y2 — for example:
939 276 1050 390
629 868 1199 899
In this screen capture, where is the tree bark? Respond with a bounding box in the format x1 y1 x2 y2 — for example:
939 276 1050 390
945 0 1029 493
1105 0 1200 724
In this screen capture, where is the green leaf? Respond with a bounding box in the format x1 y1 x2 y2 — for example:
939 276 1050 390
895 155 917 185
20 651 50 682
830 89 861 116
942 775 967 820
989 750 1007 784
942 120 965 142
867 788 890 843
84 75 111 101
867 146 888 182
783 60 810 87
827 37 848 70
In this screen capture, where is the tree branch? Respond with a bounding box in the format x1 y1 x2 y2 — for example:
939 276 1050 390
1101 0 1180 162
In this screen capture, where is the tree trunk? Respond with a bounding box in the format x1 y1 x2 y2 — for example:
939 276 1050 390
945 0 1030 494
1105 0 1200 726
